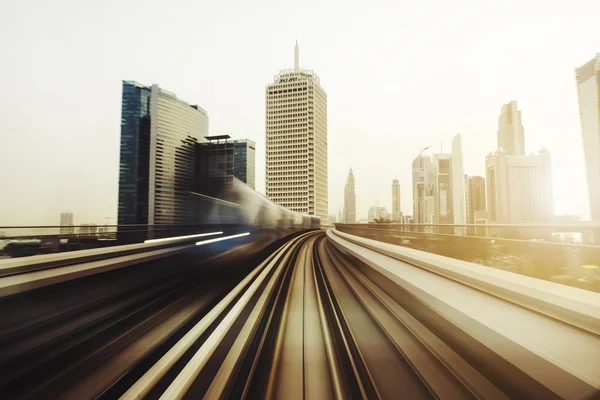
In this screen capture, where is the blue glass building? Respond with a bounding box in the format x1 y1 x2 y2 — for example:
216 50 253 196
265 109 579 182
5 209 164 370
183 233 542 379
117 81 152 225
117 81 208 226
233 139 256 189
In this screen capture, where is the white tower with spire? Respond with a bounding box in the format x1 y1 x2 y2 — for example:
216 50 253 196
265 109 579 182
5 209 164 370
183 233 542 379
265 42 328 222
343 168 356 223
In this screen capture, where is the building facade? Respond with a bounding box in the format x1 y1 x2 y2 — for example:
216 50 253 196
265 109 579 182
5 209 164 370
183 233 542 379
343 168 356 223
117 81 152 225
196 135 234 197
368 206 389 222
467 176 486 224
117 81 208 226
392 177 401 222
233 139 256 189
265 42 328 222
432 153 453 223
451 134 466 224
60 212 74 235
412 154 434 223
498 101 525 156
486 102 554 223
576 54 600 220
486 148 554 223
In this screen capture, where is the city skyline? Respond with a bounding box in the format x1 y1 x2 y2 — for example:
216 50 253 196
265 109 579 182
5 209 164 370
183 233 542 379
1 2 599 225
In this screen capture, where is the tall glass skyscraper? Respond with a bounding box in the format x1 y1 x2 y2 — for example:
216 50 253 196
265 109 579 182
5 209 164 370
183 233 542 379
117 81 208 226
233 139 256 189
118 81 152 225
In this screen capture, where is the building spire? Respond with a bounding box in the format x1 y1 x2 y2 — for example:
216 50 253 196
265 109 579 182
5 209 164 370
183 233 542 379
294 40 299 73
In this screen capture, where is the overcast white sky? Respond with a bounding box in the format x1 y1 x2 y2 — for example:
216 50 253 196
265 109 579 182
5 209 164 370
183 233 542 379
1 0 599 225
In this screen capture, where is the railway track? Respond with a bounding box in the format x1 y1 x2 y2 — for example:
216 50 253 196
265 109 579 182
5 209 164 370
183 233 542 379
0 230 598 399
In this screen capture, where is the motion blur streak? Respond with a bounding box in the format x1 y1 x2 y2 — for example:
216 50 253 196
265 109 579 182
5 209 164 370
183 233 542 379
0 228 598 399
195 232 250 246
144 231 223 244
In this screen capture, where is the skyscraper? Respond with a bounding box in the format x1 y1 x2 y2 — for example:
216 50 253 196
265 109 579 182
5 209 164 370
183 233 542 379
451 134 466 224
486 149 553 223
498 101 525 156
486 103 553 223
466 176 486 224
117 81 208 225
432 153 453 223
60 212 74 235
412 153 434 223
265 42 328 221
343 168 356 223
576 54 600 221
391 177 401 222
368 204 389 223
196 135 234 196
233 139 256 189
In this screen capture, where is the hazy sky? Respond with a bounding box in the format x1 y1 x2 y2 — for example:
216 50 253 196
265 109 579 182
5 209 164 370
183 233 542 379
1 0 599 225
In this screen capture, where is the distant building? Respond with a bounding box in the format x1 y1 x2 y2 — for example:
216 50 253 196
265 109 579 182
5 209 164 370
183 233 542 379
467 176 486 224
451 134 466 224
60 212 74 235
432 153 452 224
368 205 389 222
265 42 328 221
576 54 600 220
430 135 466 225
486 102 554 223
329 214 337 224
233 139 256 189
391 177 401 222
343 168 356 223
486 148 553 223
196 135 234 196
498 101 525 156
412 153 434 223
117 81 208 225
78 223 96 235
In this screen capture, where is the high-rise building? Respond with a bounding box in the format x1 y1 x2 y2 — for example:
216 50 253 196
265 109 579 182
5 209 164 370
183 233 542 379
414 134 465 224
233 139 256 189
60 212 74 235
368 205 389 222
412 153 434 223
576 54 600 220
196 135 234 196
486 148 553 223
343 168 356 223
486 102 554 223
117 81 208 225
265 42 328 221
498 101 525 156
466 176 486 224
432 153 453 223
391 177 401 222
451 134 466 224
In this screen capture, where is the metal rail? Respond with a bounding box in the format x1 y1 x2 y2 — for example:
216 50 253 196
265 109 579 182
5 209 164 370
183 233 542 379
0 229 598 398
